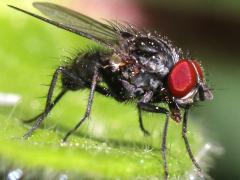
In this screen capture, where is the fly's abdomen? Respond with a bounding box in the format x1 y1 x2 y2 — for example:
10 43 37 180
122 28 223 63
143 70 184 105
61 69 85 91
61 47 113 91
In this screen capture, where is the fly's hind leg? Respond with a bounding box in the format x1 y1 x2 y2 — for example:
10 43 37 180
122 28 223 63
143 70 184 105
23 66 84 139
137 103 150 136
62 67 99 142
23 89 66 123
23 67 66 139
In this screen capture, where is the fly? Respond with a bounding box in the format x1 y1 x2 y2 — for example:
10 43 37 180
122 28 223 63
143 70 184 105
9 3 213 179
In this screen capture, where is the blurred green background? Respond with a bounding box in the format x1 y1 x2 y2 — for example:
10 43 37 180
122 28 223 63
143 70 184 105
0 0 240 179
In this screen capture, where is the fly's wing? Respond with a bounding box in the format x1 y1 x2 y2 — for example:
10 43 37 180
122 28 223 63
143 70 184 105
8 2 121 45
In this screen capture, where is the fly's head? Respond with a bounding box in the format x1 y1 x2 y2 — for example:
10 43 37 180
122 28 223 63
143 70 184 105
167 59 213 107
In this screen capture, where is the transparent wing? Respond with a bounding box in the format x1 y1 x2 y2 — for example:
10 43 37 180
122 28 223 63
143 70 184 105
33 2 119 44
9 2 120 45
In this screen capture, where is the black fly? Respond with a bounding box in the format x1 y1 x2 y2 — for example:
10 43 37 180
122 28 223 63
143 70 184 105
9 2 213 179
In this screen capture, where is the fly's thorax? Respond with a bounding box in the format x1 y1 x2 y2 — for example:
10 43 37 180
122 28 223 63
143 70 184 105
104 51 165 99
119 70 164 100
130 72 163 91
128 35 179 78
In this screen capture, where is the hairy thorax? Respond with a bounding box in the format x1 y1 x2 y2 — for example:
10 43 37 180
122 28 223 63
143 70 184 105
102 34 178 100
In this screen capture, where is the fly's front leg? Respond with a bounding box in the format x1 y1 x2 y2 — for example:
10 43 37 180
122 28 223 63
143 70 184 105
182 107 203 176
138 102 169 180
136 91 154 136
62 67 99 142
137 103 150 136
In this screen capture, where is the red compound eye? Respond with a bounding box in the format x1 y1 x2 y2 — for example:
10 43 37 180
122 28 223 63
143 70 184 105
167 59 197 98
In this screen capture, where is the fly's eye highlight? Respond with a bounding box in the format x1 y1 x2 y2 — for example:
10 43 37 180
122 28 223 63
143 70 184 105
167 59 198 98
192 60 204 81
